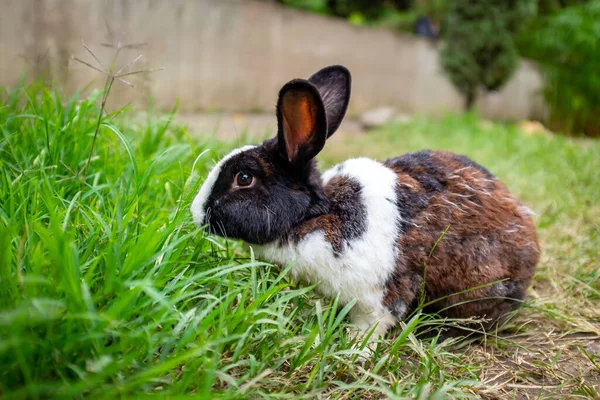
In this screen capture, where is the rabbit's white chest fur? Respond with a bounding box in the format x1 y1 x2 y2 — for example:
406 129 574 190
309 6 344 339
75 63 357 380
254 157 404 332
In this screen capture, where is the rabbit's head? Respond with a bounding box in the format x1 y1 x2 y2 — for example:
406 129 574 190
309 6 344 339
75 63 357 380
191 65 351 244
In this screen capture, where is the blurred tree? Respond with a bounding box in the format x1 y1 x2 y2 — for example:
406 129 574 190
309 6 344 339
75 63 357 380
518 0 600 136
440 0 537 109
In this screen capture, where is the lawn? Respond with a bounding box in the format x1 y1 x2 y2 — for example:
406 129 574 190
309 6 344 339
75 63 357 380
1 84 599 399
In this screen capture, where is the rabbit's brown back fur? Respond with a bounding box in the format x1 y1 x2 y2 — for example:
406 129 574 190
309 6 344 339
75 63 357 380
383 150 540 327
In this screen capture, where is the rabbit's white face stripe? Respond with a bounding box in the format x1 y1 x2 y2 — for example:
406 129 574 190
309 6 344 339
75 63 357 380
254 157 403 334
191 145 256 227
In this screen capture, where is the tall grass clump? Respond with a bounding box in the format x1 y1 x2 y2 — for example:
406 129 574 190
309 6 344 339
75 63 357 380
0 83 481 398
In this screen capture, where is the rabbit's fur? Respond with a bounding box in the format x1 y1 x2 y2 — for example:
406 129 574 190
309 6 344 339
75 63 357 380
191 65 540 342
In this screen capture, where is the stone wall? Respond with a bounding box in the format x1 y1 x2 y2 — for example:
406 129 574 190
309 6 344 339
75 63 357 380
0 0 546 120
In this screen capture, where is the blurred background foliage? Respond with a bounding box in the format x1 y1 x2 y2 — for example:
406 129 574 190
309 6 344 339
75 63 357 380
517 1 600 136
277 0 600 137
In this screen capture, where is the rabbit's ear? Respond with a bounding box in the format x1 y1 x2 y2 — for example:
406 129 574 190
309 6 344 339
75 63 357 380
308 65 351 138
276 79 327 167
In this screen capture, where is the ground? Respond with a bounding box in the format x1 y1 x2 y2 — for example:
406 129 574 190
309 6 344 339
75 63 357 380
1 86 598 399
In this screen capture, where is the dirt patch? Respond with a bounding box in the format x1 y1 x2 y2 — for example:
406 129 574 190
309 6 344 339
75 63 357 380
471 329 600 399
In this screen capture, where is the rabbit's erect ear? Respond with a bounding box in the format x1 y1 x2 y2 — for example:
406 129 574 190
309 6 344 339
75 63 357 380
308 65 351 138
276 80 327 167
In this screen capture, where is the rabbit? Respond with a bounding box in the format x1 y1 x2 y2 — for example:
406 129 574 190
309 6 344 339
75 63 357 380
191 65 540 346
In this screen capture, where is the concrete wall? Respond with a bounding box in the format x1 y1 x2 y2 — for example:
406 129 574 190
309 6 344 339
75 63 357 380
0 0 546 120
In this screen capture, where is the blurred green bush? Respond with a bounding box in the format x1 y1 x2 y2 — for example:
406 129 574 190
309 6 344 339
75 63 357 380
518 1 600 137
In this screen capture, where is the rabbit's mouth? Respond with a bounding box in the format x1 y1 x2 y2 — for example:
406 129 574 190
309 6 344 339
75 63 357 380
202 207 221 236
203 207 243 242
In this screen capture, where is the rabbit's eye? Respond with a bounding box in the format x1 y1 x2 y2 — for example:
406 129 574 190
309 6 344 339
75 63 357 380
234 171 255 188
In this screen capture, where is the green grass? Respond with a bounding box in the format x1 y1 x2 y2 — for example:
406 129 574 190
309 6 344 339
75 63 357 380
1 84 599 399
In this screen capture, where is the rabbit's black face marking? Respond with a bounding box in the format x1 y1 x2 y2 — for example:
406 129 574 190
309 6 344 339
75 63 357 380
197 141 329 245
